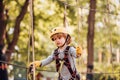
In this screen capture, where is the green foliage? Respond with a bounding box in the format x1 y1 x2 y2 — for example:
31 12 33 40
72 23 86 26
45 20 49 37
94 63 120 80
4 0 120 79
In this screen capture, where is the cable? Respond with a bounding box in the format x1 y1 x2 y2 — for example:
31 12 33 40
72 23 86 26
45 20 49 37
1 60 119 75
58 0 120 16
106 0 114 76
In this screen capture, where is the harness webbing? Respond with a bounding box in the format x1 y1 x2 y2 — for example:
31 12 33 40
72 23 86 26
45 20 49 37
54 46 76 78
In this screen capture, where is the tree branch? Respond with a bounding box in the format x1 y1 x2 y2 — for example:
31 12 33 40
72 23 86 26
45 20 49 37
6 0 29 61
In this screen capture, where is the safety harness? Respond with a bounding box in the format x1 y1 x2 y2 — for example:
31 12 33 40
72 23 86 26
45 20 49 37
53 46 77 78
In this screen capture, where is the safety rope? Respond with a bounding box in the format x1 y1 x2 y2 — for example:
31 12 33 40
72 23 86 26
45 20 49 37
75 0 84 44
58 0 120 16
63 2 69 28
106 0 114 75
75 0 85 74
27 13 31 80
0 60 119 75
76 0 80 44
29 0 35 80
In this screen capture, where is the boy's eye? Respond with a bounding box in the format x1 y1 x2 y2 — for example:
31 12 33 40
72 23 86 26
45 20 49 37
58 36 62 39
52 38 54 41
58 37 61 39
52 37 56 41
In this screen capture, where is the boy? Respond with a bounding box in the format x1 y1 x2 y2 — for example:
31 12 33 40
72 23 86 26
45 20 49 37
29 27 82 80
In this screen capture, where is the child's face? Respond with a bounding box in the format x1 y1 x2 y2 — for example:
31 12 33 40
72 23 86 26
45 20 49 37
52 33 66 47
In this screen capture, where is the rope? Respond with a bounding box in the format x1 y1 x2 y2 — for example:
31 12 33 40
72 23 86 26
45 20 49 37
106 0 114 75
75 0 85 67
58 0 120 16
27 17 31 65
63 2 69 28
76 0 83 44
75 0 81 66
1 60 119 75
27 11 31 80
1 61 119 74
29 0 35 80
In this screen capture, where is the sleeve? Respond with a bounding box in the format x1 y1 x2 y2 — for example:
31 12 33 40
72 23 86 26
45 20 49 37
69 46 77 58
41 51 54 66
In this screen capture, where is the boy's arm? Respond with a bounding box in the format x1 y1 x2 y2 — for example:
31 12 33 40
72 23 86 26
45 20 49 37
28 53 54 73
29 52 54 68
40 54 54 66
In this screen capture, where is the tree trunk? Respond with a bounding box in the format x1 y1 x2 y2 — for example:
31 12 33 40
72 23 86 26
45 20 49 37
5 0 29 61
86 0 96 80
0 0 7 45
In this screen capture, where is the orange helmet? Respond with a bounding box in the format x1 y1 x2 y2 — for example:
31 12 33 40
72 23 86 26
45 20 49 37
50 27 70 40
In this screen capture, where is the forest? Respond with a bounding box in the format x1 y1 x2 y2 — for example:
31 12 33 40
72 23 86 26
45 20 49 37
0 0 120 80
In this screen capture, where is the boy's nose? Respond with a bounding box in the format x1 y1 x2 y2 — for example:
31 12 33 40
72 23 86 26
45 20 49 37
56 39 59 42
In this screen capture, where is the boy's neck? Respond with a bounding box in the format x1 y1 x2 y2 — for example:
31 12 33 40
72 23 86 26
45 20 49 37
58 44 67 51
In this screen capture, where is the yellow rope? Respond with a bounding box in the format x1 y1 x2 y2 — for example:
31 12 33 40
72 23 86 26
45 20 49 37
58 61 65 73
27 1 32 79
29 0 35 80
57 61 65 78
63 2 69 28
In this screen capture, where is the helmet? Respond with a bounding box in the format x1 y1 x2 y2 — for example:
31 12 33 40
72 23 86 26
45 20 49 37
50 27 70 40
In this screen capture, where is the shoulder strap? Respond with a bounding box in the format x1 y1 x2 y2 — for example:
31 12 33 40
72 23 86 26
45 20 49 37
53 48 61 72
54 48 59 56
53 46 70 72
63 46 77 78
64 46 70 54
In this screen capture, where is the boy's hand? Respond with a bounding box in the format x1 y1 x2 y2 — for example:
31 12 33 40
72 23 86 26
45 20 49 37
76 45 82 57
28 61 41 73
29 61 41 68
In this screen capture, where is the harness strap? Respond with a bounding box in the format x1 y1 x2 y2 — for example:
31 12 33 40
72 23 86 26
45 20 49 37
54 46 77 78
54 48 60 72
63 46 76 78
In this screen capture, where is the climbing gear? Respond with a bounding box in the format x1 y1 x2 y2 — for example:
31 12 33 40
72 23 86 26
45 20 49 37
54 46 80 79
50 27 70 40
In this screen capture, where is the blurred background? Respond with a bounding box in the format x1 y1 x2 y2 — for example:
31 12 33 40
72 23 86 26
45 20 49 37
0 0 120 80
